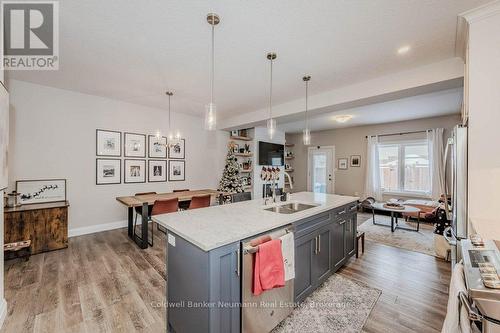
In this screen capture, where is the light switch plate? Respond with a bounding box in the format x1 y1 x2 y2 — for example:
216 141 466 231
168 234 176 247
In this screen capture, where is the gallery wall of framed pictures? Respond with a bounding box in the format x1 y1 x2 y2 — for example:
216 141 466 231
95 129 186 185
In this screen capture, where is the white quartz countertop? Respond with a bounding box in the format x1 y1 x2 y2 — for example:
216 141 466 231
152 192 359 251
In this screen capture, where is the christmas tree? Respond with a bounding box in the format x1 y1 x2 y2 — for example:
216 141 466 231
218 144 244 204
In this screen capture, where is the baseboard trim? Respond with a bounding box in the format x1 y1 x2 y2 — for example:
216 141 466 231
68 218 156 237
0 298 7 329
68 220 128 237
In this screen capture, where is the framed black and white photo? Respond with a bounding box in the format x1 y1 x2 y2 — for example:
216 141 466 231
168 138 185 159
124 132 146 158
96 129 121 157
168 160 185 181
233 143 239 154
96 159 121 185
350 155 361 167
338 158 348 170
148 135 167 158
148 160 167 182
16 179 67 205
230 130 238 137
124 159 146 183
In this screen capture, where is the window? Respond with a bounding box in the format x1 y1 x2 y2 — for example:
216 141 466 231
379 140 430 195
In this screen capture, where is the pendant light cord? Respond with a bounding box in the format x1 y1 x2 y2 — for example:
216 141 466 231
168 93 171 132
210 24 215 105
269 58 273 119
305 80 309 128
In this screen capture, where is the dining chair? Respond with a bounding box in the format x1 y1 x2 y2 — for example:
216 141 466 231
133 191 157 247
189 194 211 209
231 192 252 203
148 198 180 243
173 189 190 210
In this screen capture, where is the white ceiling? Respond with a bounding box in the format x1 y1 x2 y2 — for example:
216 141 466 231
278 87 463 133
8 0 489 119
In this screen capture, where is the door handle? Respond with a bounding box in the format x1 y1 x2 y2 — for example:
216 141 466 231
339 220 346 225
318 235 321 254
236 249 240 277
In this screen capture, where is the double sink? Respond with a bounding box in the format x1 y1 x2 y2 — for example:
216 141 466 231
264 202 317 214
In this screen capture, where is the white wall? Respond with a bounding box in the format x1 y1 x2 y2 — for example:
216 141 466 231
8 80 228 234
465 3 500 239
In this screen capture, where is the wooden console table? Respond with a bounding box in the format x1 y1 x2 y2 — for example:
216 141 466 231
4 201 69 255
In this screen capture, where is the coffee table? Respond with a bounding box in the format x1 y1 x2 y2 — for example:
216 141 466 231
371 202 421 232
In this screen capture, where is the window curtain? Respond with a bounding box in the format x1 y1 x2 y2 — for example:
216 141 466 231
427 128 445 200
364 135 382 201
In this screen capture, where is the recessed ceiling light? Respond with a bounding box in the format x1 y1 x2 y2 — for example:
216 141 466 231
397 45 411 55
333 115 353 123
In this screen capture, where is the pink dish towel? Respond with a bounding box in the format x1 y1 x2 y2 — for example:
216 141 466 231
253 239 285 296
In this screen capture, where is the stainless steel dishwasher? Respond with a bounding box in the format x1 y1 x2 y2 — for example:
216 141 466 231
241 225 294 333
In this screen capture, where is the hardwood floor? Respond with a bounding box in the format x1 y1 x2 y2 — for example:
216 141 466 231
2 227 166 333
339 241 451 333
1 227 450 333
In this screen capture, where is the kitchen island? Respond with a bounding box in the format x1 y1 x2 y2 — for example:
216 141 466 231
153 192 359 333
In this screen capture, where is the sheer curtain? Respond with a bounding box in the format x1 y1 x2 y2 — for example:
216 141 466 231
427 128 445 200
364 135 382 201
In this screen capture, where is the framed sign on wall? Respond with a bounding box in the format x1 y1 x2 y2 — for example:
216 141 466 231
16 179 67 205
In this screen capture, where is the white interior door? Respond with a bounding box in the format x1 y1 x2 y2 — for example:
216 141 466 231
307 146 335 194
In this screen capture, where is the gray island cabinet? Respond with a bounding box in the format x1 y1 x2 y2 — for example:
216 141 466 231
153 192 358 333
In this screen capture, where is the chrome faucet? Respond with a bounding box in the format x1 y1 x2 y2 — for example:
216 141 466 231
263 179 277 205
284 171 293 192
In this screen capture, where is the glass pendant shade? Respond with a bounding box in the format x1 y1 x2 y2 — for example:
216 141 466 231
267 118 276 139
155 130 161 140
204 102 217 131
303 128 311 145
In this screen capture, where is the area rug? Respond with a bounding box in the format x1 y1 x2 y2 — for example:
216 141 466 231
272 274 381 333
357 215 435 256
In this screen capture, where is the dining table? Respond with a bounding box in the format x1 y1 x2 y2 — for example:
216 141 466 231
116 189 220 249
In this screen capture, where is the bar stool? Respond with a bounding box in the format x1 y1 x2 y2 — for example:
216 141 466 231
150 198 179 241
189 195 211 210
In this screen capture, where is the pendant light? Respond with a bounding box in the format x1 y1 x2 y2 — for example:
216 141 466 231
166 91 180 147
302 75 311 145
267 52 277 139
204 13 220 131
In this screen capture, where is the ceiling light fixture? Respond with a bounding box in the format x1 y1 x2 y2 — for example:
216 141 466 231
334 115 353 123
267 52 277 139
397 45 410 55
204 13 220 131
302 75 311 145
166 91 181 146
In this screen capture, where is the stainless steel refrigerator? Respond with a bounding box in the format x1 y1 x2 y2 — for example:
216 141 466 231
444 125 468 266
